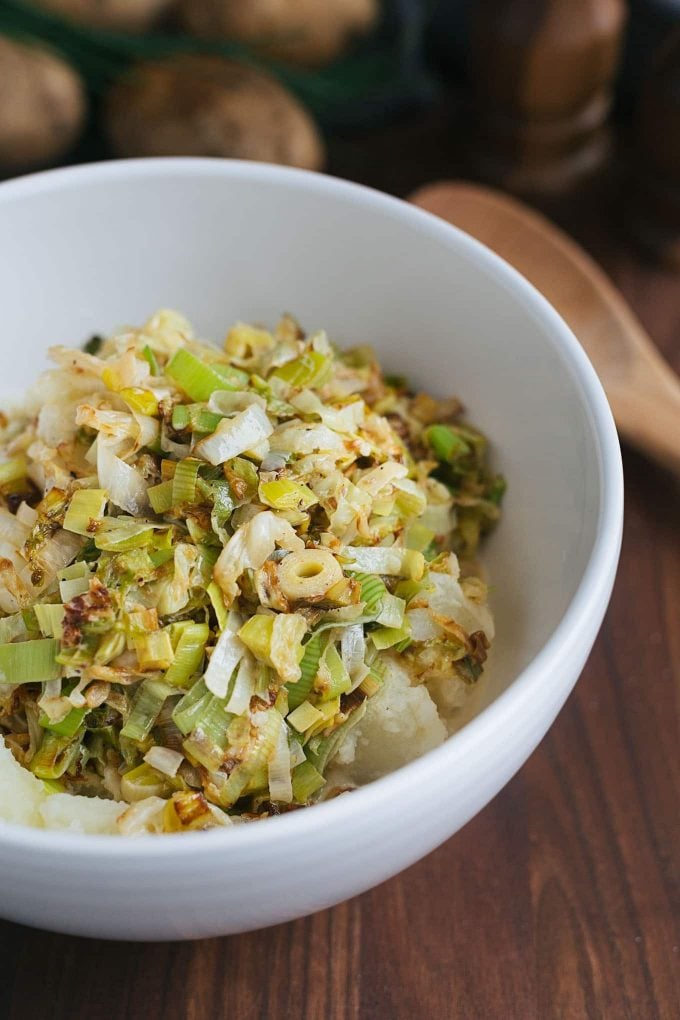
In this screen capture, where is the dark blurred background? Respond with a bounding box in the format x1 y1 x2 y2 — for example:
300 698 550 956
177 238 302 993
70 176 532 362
2 2 680 272
1 0 678 197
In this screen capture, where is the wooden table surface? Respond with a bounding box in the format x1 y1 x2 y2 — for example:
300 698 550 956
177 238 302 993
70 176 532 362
0 107 678 1020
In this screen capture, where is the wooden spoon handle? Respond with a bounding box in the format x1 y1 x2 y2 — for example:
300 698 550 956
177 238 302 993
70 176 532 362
411 181 680 474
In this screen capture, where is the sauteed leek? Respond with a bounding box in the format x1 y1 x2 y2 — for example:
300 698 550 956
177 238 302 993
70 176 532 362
0 311 503 834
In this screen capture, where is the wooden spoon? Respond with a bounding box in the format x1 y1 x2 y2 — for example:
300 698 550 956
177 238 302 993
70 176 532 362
411 181 680 474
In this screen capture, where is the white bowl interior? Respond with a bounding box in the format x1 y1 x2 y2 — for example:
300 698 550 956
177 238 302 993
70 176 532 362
0 160 623 940
0 161 601 718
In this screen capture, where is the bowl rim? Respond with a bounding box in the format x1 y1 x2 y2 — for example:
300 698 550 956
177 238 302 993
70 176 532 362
0 157 623 857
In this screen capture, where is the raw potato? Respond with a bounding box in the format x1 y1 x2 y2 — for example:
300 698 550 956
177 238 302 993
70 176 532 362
105 55 325 170
0 37 86 171
177 0 380 68
31 0 176 33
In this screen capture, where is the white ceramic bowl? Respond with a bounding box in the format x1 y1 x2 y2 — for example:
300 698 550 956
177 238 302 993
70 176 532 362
0 159 622 940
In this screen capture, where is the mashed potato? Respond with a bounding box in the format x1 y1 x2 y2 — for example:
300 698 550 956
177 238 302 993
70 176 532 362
0 659 460 833
331 661 447 784
0 740 124 833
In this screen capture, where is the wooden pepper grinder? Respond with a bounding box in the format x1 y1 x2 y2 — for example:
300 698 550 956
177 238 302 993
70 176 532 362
628 29 680 269
468 0 627 196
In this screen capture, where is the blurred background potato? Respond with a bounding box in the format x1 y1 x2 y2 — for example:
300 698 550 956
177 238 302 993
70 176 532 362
105 55 325 170
176 0 380 68
0 34 86 170
30 0 176 34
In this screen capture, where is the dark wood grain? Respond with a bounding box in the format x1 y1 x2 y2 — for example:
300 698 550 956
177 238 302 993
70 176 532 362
629 28 680 268
0 108 678 1020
